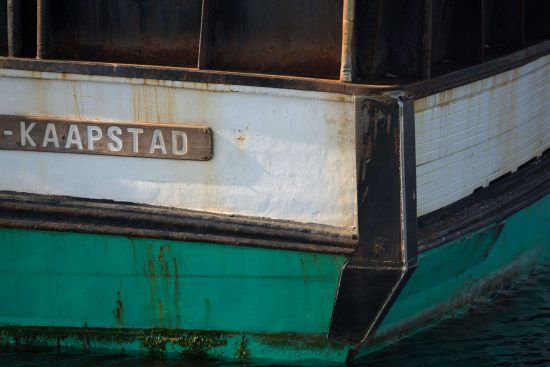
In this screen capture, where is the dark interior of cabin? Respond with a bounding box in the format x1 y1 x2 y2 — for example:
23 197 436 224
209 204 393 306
0 0 549 82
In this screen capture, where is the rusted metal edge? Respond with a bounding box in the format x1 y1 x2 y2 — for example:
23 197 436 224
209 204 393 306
0 40 547 96
406 39 550 99
418 150 550 252
329 94 418 362
0 56 389 95
0 191 358 255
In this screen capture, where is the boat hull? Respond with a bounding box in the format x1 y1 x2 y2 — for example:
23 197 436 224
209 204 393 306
0 193 548 364
364 194 550 357
0 43 548 365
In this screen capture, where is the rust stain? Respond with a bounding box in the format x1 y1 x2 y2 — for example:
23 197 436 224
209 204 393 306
234 127 248 149
166 87 175 123
147 246 156 279
154 86 161 123
173 256 181 327
70 81 82 117
130 239 138 275
146 246 159 326
114 290 124 326
158 246 169 277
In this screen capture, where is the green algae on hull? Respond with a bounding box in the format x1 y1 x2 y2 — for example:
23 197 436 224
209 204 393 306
0 326 348 363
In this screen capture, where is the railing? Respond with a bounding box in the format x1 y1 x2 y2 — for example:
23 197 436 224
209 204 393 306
0 0 548 84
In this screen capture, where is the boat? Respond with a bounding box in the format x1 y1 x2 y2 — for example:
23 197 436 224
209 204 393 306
0 0 548 364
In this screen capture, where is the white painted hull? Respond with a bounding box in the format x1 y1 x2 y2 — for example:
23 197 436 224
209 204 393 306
0 70 357 228
0 54 549 225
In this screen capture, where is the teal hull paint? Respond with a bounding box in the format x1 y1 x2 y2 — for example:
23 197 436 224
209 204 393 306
364 194 550 356
0 229 348 362
0 195 548 363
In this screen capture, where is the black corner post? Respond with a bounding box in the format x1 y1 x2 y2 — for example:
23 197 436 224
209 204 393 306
329 93 418 361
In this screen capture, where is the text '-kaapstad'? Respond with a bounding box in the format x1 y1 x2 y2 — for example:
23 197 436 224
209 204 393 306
0 116 213 161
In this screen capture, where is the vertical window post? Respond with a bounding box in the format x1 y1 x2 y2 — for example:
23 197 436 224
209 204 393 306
422 0 433 80
198 0 211 69
37 0 46 59
340 0 356 82
7 0 22 57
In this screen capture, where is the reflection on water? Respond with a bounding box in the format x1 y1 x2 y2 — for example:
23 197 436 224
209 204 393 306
1 265 548 367
356 264 550 367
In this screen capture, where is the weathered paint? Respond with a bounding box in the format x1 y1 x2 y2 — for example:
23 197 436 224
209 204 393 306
365 194 550 355
0 327 349 363
0 229 348 361
0 68 357 228
415 54 550 215
0 194 548 363
0 230 345 333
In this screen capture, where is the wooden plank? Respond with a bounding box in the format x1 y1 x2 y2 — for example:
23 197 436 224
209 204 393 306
0 115 213 161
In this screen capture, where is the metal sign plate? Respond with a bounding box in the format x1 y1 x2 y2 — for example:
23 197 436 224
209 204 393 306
0 115 212 161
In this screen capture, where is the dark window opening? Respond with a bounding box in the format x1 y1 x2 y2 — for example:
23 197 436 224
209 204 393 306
0 1 6 56
20 0 36 57
525 0 550 44
0 0 548 83
45 0 202 67
483 0 524 59
430 0 483 77
206 0 343 79
355 0 426 81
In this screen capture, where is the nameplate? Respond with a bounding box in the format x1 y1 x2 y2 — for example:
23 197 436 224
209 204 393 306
0 115 212 161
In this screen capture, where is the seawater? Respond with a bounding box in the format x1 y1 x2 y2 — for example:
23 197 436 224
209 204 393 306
1 265 548 367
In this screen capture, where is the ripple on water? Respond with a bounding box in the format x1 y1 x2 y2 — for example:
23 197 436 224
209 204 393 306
356 264 550 367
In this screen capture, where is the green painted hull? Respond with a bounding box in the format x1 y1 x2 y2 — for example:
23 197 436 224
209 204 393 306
0 230 348 362
0 195 548 364
365 194 550 356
